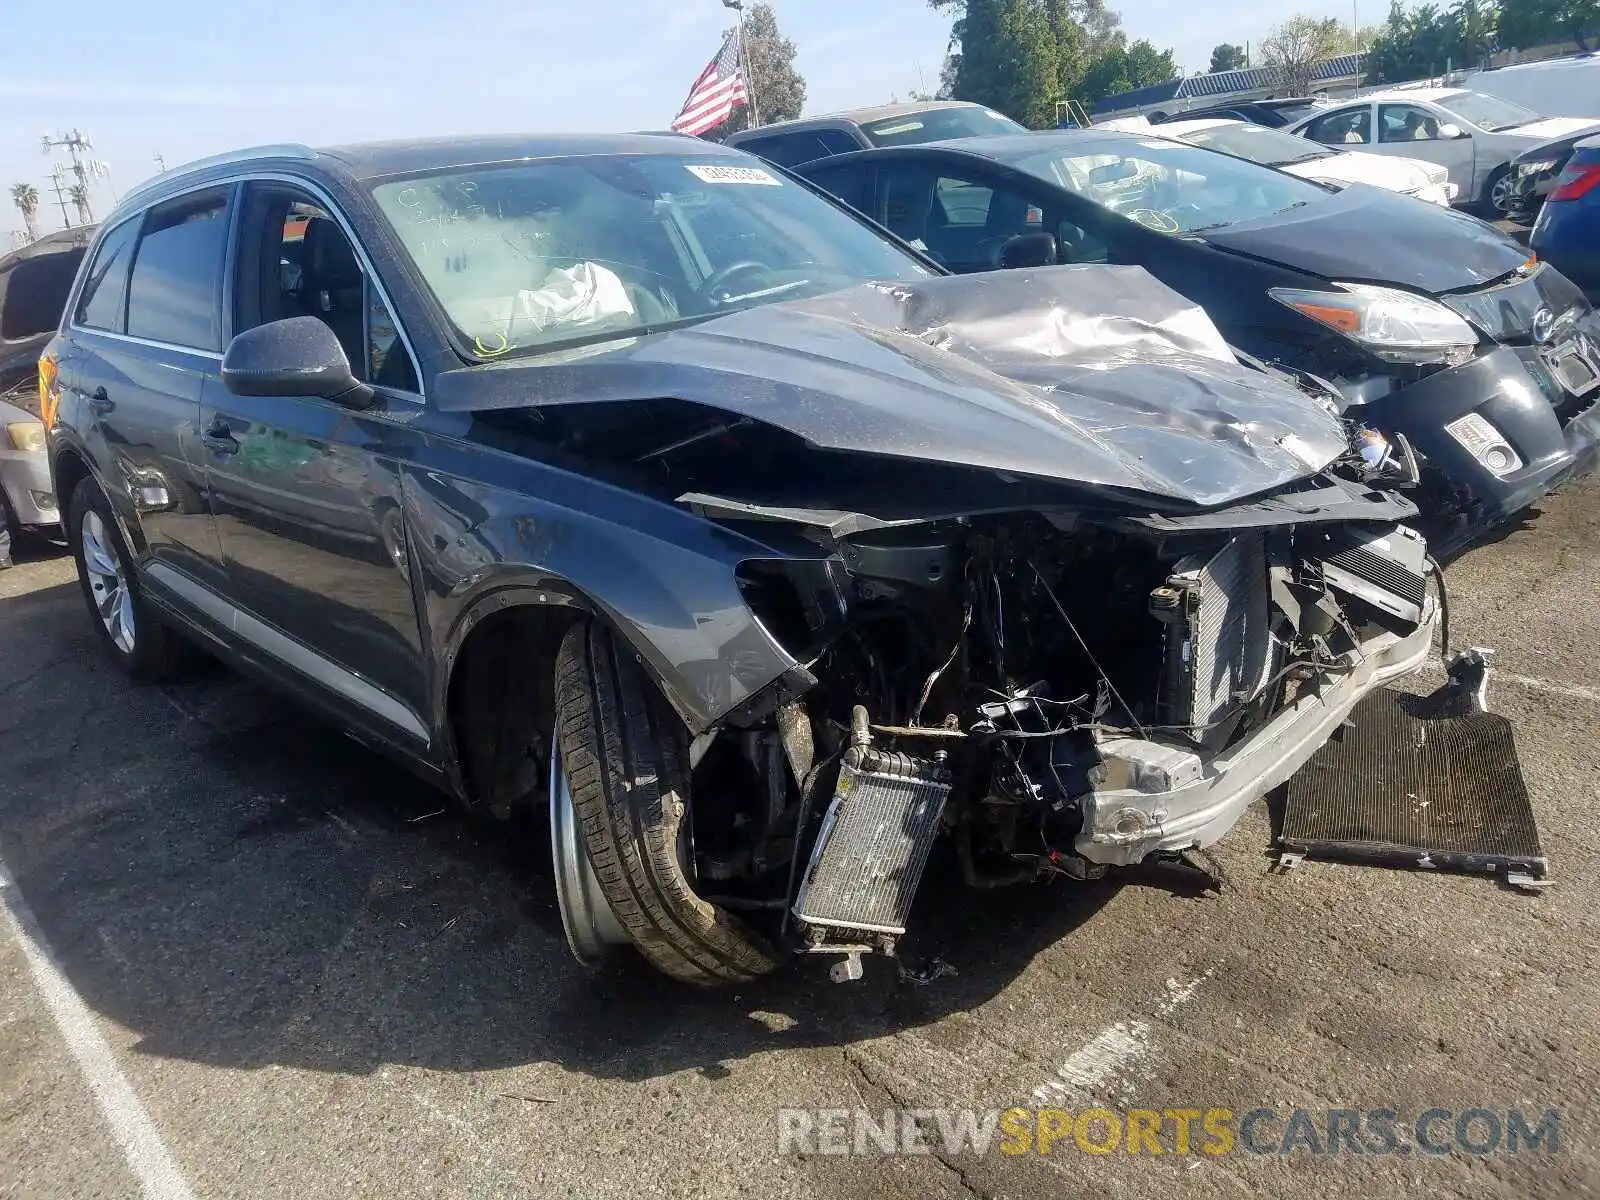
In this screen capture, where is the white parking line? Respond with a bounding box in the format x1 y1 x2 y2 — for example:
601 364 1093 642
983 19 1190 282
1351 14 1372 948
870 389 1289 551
1419 660 1600 705
1031 969 1215 1104
0 860 196 1200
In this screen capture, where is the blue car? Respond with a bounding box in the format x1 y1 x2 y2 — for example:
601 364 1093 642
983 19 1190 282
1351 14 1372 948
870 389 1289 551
1531 134 1600 299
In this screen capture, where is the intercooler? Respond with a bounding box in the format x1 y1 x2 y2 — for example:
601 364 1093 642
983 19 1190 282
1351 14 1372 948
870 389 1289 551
792 746 952 936
1159 534 1274 744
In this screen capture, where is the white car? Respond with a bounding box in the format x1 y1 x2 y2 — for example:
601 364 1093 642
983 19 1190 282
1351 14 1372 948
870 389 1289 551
1101 116 1455 205
0 388 56 546
1288 88 1600 213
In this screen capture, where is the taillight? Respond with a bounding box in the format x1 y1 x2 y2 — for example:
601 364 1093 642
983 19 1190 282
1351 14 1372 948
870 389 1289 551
1549 162 1600 202
38 354 60 428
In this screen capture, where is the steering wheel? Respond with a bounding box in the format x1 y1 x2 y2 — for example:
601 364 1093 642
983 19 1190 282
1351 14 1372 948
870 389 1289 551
695 260 774 306
1127 208 1181 234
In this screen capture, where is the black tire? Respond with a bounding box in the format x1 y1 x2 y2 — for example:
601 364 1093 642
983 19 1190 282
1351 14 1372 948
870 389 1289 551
554 621 781 986
1478 166 1512 218
67 476 186 683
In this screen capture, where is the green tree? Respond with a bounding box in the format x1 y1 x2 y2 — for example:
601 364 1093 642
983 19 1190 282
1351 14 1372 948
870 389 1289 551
931 0 1081 127
1209 42 1248 71
67 183 93 226
1366 0 1498 81
1261 14 1350 92
1068 0 1124 54
9 182 38 242
706 3 806 137
1078 38 1178 103
1500 0 1600 49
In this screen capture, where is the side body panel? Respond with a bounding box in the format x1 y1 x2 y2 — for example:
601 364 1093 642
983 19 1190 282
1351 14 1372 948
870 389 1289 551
63 331 225 589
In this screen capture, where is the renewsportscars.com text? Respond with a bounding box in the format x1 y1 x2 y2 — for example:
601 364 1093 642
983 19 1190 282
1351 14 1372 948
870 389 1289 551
776 1106 1562 1158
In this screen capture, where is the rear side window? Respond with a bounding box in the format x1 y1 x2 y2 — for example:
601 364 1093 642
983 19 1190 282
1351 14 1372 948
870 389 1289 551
127 190 231 351
806 162 874 215
737 131 852 167
74 220 140 333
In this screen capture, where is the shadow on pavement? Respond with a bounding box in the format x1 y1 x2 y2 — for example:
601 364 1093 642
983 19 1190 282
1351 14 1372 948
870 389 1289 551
0 573 1193 1086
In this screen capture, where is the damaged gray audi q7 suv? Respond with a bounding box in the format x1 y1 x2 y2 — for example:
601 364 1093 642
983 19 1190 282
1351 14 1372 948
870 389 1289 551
45 134 1460 984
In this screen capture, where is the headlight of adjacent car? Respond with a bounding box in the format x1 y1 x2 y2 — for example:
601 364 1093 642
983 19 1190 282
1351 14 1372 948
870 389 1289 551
5 420 46 453
1268 283 1478 365
1516 158 1559 178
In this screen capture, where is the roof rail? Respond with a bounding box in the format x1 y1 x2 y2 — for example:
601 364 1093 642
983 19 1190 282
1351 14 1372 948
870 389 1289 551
116 143 318 209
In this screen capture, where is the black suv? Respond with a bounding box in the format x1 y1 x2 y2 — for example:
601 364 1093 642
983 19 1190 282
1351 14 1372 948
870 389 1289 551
44 134 1463 985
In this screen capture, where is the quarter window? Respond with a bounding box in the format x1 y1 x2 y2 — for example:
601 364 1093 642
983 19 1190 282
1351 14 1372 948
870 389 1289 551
126 190 231 351
74 219 141 333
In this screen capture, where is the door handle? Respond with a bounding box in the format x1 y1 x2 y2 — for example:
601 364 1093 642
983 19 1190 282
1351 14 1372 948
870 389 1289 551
202 419 240 456
87 387 114 415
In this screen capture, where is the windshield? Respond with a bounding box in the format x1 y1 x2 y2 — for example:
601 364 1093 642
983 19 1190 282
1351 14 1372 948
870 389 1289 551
862 107 1029 146
371 155 931 359
1435 91 1541 132
996 136 1331 235
1181 122 1334 166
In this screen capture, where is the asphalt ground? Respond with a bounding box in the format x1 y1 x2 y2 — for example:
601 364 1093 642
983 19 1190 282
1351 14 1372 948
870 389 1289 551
0 476 1597 1200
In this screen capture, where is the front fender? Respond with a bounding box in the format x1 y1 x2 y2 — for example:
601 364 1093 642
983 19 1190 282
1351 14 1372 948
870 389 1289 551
404 460 803 735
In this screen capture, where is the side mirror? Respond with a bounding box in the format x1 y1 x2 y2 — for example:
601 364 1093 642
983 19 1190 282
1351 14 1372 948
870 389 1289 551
1437 123 1467 140
222 316 375 409
998 231 1059 270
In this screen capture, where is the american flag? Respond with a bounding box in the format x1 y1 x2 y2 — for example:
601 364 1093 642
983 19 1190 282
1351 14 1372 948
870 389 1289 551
672 31 749 137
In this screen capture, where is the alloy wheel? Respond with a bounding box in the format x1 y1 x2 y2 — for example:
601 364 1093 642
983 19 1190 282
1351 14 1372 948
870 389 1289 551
80 510 136 655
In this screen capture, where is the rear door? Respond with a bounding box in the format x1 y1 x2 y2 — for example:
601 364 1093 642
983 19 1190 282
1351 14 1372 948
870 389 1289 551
1375 103 1476 196
199 179 431 741
69 192 230 590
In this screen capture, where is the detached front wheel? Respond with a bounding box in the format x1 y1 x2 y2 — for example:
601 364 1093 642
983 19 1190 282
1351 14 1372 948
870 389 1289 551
553 621 780 986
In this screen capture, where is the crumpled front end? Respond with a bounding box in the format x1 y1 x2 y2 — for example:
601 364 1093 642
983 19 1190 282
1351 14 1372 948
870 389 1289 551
647 473 1443 972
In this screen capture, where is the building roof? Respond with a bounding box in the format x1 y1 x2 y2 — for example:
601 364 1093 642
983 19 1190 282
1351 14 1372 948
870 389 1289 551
1093 52 1366 115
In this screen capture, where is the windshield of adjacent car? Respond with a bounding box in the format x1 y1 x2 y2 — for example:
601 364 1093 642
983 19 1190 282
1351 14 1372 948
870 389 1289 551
1434 91 1541 132
862 107 1029 146
1181 122 1335 166
995 136 1330 235
370 155 932 359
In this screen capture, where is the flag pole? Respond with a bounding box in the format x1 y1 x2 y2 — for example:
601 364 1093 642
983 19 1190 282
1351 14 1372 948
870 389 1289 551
723 0 760 127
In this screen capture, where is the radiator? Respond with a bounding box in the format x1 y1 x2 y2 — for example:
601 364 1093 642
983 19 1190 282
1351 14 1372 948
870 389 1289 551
1161 534 1272 744
792 747 952 936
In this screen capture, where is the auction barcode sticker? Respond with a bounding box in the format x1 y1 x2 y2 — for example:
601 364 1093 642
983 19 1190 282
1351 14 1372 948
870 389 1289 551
686 164 783 186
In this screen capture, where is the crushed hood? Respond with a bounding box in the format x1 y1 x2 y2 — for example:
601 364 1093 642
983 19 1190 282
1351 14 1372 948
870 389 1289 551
1199 184 1528 293
434 266 1349 508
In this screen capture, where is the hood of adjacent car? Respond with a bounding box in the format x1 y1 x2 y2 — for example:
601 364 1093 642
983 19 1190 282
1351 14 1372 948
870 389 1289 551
1284 150 1435 192
1511 121 1600 162
434 266 1349 510
1198 183 1529 292
1504 116 1600 142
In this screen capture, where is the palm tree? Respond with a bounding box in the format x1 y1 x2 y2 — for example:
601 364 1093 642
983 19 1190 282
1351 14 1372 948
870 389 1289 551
67 183 93 227
10 183 39 242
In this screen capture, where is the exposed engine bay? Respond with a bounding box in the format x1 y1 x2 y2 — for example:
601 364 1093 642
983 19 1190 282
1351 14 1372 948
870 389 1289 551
677 494 1433 972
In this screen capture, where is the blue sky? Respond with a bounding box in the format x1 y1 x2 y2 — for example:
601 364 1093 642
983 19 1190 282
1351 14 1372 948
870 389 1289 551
2 0 1360 241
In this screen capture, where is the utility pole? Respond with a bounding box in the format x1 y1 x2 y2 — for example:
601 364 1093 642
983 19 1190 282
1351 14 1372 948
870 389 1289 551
721 0 761 127
46 166 73 229
42 129 111 225
1353 0 1362 92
